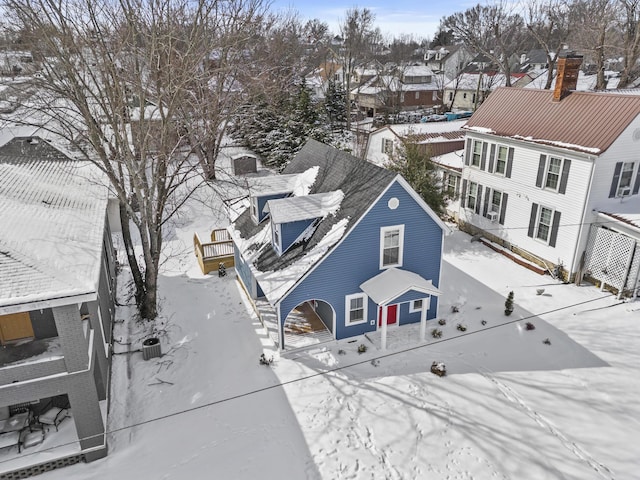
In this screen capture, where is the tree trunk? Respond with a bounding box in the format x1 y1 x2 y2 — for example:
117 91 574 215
119 201 145 307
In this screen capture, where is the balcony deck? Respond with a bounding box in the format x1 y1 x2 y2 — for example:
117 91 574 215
0 338 62 369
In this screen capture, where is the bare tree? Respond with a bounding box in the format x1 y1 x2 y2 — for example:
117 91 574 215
570 0 617 90
339 7 378 129
1 0 231 320
442 1 529 87
616 0 640 88
525 0 573 89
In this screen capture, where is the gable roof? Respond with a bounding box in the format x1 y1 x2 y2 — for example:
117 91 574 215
463 87 640 154
230 140 400 304
267 191 344 224
0 137 109 312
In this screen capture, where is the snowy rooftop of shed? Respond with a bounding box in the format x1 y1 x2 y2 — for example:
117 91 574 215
266 190 344 224
0 137 108 311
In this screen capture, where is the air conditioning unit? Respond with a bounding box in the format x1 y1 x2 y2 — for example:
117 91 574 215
620 187 631 197
487 211 498 222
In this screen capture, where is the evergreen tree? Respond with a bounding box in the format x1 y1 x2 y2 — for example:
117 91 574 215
386 138 447 217
324 79 347 129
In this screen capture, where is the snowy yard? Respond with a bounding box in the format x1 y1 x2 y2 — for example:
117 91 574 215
35 171 640 480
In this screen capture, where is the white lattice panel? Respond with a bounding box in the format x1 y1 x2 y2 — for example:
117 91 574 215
585 226 636 293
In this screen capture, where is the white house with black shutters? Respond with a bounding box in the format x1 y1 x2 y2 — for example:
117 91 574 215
457 55 640 296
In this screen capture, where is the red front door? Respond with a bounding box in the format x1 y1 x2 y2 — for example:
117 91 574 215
378 304 398 327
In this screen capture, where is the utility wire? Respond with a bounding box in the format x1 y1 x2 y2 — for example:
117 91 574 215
0 292 621 465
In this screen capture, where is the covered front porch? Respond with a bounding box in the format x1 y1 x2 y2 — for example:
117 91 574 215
255 299 334 351
360 268 442 350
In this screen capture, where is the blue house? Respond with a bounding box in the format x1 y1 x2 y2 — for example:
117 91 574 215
229 140 448 350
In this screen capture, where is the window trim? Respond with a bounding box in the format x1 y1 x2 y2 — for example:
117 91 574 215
544 156 563 191
534 205 554 244
382 138 394 155
380 225 405 269
250 197 258 221
471 140 482 167
409 299 424 313
489 188 502 216
616 161 635 196
466 181 479 211
494 145 508 175
345 293 368 326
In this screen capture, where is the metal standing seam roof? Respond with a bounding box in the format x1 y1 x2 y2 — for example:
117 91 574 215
0 137 108 309
463 87 640 154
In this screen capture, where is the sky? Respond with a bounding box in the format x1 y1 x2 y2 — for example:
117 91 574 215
269 0 476 40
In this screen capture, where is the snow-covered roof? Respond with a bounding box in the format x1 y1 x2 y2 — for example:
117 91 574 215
403 65 436 77
0 137 109 311
360 267 441 305
524 69 621 91
432 150 464 171
267 190 344 224
246 168 318 197
597 211 640 234
445 73 514 90
372 120 467 139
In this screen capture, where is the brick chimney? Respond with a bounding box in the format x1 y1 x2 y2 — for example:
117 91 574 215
553 54 583 102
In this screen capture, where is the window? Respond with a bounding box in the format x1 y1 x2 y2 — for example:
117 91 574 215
490 189 502 214
432 91 438 101
471 140 482 167
448 91 453 101
472 93 476 104
415 91 420 99
495 145 508 175
410 299 423 313
382 138 394 154
617 162 635 196
467 182 478 210
544 156 562 190
446 173 458 196
535 206 553 242
345 293 368 326
463 92 467 99
380 225 404 268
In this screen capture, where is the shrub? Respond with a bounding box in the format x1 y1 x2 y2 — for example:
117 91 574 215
451 305 459 313
543 338 551 345
357 344 368 354
431 328 443 339
338 349 346 355
525 322 535 331
438 318 447 326
505 291 514 316
431 361 446 377
456 323 467 332
481 320 487 326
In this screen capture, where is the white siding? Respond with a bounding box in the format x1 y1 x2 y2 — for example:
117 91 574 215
365 128 397 167
460 132 595 273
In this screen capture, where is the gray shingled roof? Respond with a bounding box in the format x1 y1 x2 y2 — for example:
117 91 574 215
234 139 396 274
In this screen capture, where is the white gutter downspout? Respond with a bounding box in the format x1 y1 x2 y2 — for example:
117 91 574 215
570 154 597 280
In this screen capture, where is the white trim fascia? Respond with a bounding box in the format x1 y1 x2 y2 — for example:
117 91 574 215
0 291 98 316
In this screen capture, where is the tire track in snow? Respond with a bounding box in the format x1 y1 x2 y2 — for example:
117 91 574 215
480 369 614 480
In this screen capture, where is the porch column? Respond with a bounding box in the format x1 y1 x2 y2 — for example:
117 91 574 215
380 304 388 351
419 296 429 342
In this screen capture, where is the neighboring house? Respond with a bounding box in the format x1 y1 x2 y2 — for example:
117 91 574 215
0 137 115 473
444 73 515 111
305 62 342 99
365 120 466 167
515 49 551 73
458 55 640 296
432 149 464 219
524 69 621 91
229 140 447 350
424 45 474 80
352 66 442 116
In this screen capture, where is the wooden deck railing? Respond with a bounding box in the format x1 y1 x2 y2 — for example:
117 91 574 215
194 230 235 275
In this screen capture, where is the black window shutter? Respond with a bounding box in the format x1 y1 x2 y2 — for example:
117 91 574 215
536 155 546 187
464 139 472 166
499 193 508 224
483 186 490 217
558 159 571 194
549 211 561 247
475 183 483 214
528 203 538 238
480 142 488 170
461 179 467 208
506 147 514 178
609 162 622 198
488 144 496 173
633 165 640 195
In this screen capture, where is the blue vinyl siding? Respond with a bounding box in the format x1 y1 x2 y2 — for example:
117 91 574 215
234 244 255 298
278 180 442 343
279 218 315 252
256 193 289 223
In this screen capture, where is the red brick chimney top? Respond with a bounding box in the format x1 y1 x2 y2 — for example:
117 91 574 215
553 54 583 102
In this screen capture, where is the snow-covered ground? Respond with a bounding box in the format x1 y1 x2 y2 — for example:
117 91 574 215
32 152 640 480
